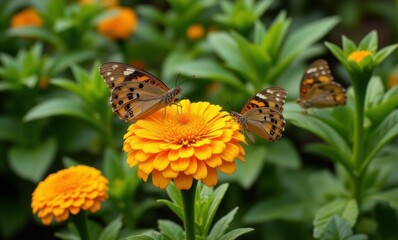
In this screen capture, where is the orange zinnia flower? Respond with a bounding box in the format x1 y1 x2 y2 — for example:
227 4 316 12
186 24 205 40
123 100 246 190
347 50 373 63
11 8 43 28
31 165 109 225
97 6 138 40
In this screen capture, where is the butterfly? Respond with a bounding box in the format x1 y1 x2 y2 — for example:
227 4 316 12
296 59 346 109
231 87 287 143
99 62 182 122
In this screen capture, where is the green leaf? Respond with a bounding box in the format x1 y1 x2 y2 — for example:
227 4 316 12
313 199 358 238
208 207 238 240
305 144 353 172
6 27 64 50
158 220 184 240
261 11 290 60
342 35 357 54
157 199 183 222
365 110 398 165
253 21 266 45
8 138 57 183
325 42 347 64
208 32 251 80
284 103 351 161
174 60 247 92
244 193 314 223
281 16 340 60
367 87 398 124
374 44 398 65
24 98 93 124
321 216 362 240
203 183 229 235
365 76 384 109
217 228 254 240
126 231 163 240
358 30 377 52
267 138 301 169
367 189 398 209
0 116 25 144
221 144 266 189
98 216 123 240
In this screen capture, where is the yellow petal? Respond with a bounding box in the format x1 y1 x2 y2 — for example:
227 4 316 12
184 157 197 175
218 161 236 174
193 160 207 179
205 155 222 168
194 145 212 160
209 141 226 154
153 151 170 171
152 170 170 189
174 173 193 190
201 167 218 187
168 149 180 161
171 158 190 171
162 166 179 178
179 146 194 158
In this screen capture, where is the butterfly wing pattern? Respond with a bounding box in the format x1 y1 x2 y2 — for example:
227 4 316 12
231 87 287 143
296 59 346 109
100 62 182 122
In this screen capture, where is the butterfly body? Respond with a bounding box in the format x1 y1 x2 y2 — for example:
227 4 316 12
100 62 181 122
296 59 346 109
231 87 287 143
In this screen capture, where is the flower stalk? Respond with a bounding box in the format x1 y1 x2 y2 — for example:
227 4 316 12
181 180 198 240
70 212 92 240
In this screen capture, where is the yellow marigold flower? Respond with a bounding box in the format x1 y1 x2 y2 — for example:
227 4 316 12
11 8 43 28
31 165 109 225
347 50 373 63
123 99 246 190
186 24 205 40
97 7 138 40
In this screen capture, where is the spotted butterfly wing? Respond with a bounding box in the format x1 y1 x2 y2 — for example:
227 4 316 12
100 62 181 122
296 59 346 109
231 87 287 143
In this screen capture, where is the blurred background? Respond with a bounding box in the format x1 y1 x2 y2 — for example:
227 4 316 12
0 0 397 239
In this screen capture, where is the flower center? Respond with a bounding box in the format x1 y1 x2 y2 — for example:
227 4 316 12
347 50 373 63
162 112 208 145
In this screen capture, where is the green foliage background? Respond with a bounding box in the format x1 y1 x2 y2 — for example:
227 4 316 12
1 0 398 239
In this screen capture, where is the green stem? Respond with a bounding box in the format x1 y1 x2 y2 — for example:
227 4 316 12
70 212 92 240
181 180 198 240
351 76 367 209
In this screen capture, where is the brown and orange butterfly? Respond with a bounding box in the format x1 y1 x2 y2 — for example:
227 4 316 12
99 62 182 122
296 59 346 109
231 87 287 143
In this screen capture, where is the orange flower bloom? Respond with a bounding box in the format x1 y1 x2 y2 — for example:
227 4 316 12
388 73 398 89
31 165 109 225
186 24 205 40
347 50 373 63
11 8 43 28
123 100 246 190
97 7 138 40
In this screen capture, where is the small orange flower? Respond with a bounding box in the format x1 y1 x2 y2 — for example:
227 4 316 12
388 73 398 89
11 8 43 28
186 24 205 40
97 7 138 40
347 50 373 63
31 165 109 225
123 100 246 190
